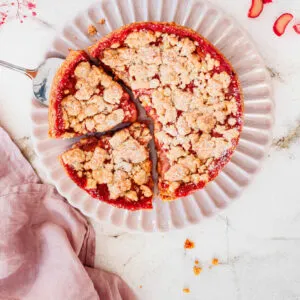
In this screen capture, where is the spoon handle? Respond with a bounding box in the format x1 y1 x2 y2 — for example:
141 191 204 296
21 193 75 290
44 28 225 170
0 60 37 79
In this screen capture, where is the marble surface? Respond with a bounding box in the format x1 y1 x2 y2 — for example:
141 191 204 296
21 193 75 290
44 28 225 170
1 0 300 299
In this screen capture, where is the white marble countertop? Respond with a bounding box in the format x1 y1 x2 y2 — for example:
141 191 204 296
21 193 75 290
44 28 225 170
1 0 300 299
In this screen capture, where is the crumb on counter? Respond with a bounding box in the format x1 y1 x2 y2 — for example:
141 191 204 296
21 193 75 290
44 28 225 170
183 288 190 294
98 18 105 24
184 238 195 249
273 124 300 149
193 265 202 276
212 258 219 265
88 25 97 36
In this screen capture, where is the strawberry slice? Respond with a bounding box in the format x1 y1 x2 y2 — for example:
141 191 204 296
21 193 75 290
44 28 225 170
293 24 300 34
263 0 272 3
273 13 294 36
248 0 264 18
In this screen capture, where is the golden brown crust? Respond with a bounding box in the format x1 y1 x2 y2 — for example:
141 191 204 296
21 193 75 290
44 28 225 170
48 50 87 139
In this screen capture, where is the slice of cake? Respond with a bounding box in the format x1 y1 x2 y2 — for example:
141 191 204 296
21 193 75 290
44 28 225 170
60 122 153 210
49 50 137 138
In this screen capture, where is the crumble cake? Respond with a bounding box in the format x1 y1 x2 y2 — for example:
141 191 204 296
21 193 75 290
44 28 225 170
48 50 137 138
60 122 153 210
88 22 243 200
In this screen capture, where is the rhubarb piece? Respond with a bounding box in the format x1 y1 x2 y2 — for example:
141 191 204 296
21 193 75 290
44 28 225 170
293 24 300 34
248 0 264 18
263 0 272 3
273 13 294 36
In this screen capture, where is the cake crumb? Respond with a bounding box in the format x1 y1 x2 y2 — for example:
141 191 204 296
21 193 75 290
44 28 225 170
184 239 195 249
139 285 142 288
194 259 199 265
88 25 97 36
212 258 219 265
98 18 105 24
193 265 202 276
183 288 190 294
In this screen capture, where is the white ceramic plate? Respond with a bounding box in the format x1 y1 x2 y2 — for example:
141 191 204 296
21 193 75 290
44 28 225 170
31 0 274 232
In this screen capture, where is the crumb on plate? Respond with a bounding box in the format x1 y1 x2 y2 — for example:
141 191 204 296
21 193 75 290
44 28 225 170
193 265 202 276
212 258 219 265
139 285 142 288
183 288 190 294
194 259 199 265
88 25 97 36
98 18 105 24
184 238 195 249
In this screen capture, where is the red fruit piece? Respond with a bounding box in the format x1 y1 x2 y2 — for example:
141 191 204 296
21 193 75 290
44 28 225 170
248 0 264 18
263 0 272 3
293 24 300 34
273 13 294 36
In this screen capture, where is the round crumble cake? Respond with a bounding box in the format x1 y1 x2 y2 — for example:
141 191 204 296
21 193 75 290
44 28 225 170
88 22 243 201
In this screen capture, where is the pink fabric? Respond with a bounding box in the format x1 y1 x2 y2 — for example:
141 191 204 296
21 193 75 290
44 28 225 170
0 128 136 300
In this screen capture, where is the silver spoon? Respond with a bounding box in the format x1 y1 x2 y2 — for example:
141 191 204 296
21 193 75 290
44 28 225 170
0 58 64 106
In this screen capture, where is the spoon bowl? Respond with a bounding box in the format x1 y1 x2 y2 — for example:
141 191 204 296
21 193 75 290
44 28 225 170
0 57 64 106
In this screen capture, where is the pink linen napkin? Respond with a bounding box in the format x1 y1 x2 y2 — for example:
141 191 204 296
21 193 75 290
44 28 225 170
0 127 136 300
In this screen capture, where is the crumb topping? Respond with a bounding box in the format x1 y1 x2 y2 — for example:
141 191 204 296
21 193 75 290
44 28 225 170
61 61 126 135
88 25 97 36
193 265 202 276
184 238 195 249
100 29 241 197
61 123 153 201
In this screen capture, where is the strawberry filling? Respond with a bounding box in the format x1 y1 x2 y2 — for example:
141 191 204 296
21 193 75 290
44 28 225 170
63 164 153 210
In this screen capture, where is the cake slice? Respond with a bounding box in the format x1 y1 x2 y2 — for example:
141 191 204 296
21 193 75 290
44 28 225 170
60 122 153 210
48 50 137 138
88 22 243 200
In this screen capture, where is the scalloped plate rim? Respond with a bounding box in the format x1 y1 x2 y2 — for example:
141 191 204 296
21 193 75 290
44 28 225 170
30 0 274 232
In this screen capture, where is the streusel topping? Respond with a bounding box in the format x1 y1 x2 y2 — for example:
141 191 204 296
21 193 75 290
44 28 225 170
61 61 127 135
61 123 153 201
100 29 241 193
